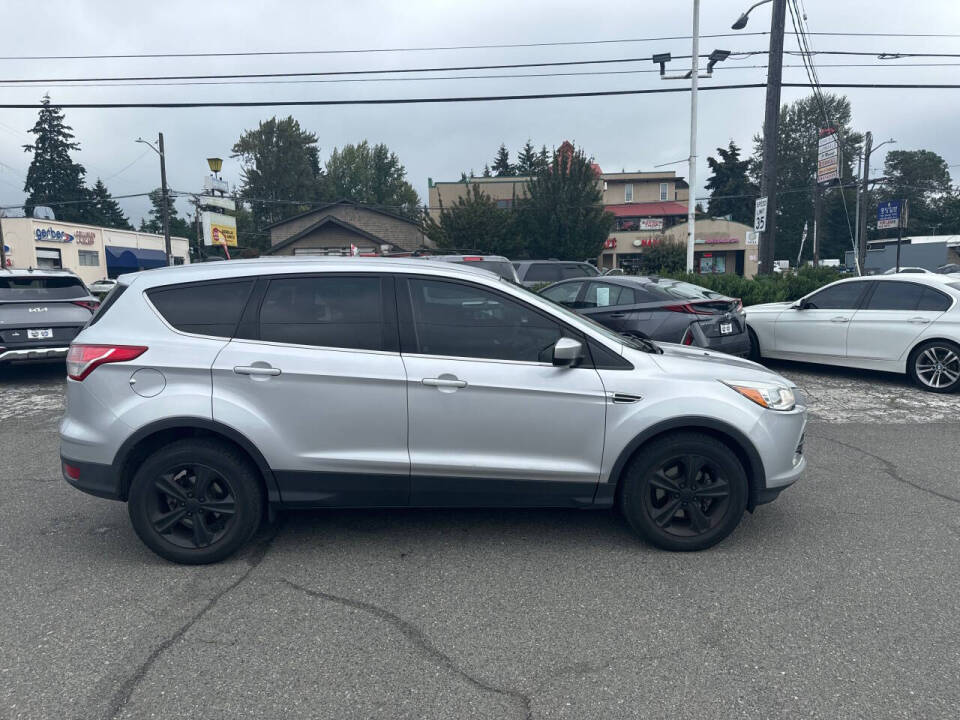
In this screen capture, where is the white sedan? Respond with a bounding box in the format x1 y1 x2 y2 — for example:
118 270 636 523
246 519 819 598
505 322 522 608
746 274 960 392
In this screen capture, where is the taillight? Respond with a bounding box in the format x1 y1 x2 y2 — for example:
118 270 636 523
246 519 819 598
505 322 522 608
664 302 713 315
733 298 743 312
72 300 100 312
682 329 695 345
66 344 147 381
462 256 483 262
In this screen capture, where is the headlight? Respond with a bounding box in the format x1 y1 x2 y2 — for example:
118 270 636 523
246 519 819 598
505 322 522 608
722 380 796 411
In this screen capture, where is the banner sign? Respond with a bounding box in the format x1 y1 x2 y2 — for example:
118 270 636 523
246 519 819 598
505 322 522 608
201 211 238 247
637 218 664 231
817 128 841 184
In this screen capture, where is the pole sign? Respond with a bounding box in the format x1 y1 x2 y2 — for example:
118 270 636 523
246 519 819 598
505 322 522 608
754 197 768 232
817 128 840 184
877 200 901 230
201 211 238 247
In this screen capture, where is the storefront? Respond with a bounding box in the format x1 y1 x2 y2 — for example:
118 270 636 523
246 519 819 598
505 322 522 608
1 217 189 284
665 219 759 278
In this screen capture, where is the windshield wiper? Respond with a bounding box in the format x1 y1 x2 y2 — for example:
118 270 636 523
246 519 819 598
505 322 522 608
620 332 662 354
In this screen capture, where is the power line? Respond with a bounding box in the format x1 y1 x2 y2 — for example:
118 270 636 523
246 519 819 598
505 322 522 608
3 62 959 91
1 82 959 110
2 32 959 61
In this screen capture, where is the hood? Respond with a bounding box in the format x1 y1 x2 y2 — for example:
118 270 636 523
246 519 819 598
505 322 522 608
632 342 795 387
744 301 794 313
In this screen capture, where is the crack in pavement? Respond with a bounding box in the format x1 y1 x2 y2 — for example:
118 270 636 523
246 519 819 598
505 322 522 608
282 578 534 720
808 432 960 505
96 526 280 720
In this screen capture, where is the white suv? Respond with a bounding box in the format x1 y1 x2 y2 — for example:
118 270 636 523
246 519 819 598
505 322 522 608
60 258 807 564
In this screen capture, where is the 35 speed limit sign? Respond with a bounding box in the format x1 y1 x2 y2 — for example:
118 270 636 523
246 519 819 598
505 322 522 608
754 197 768 232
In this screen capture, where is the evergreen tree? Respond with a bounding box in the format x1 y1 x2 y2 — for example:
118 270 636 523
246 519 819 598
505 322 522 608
22 94 90 223
481 164 492 178
875 150 952 237
141 188 192 240
536 145 550 173
515 140 538 176
86 179 132 229
705 141 757 225
515 144 613 260
324 140 420 219
424 184 522 256
491 143 514 177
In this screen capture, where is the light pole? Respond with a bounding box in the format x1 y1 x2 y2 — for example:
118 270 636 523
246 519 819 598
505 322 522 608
732 0 784 275
654 1 730 273
136 133 173 266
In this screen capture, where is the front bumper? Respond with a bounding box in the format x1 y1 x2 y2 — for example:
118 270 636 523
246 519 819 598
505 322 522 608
61 457 123 501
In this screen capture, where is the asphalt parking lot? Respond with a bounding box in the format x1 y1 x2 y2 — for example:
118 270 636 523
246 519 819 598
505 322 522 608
1 361 958 720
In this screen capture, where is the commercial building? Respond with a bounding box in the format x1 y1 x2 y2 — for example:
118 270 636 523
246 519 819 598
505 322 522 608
1 217 190 285
665 219 759 278
264 200 430 256
843 236 960 273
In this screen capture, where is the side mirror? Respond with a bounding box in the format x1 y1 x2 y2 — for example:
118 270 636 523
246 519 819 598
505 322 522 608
552 337 584 367
792 300 807 310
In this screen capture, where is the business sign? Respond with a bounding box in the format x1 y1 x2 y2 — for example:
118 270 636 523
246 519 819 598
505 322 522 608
817 128 840 184
638 218 664 231
877 200 901 230
745 231 759 246
695 237 739 245
199 195 236 212
754 197 768 232
201 211 238 247
75 230 97 246
603 237 617 249
34 227 74 243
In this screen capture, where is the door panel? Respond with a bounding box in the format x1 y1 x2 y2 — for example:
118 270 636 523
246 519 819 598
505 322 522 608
774 280 870 358
846 281 950 361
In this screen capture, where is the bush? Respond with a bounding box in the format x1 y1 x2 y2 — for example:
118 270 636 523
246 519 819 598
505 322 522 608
659 266 844 306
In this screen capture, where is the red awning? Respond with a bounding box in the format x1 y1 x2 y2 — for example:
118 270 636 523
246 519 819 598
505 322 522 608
605 201 689 217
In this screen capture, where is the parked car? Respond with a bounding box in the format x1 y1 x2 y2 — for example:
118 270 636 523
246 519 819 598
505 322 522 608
88 278 118 296
883 267 932 274
936 263 960 275
0 268 99 366
746 274 960 392
513 259 600 287
539 276 750 357
60 257 806 564
426 254 520 282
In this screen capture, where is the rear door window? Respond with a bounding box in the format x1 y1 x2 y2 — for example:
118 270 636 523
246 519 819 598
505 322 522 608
540 281 584 307
865 281 926 311
0 275 88 300
259 276 387 351
148 279 254 337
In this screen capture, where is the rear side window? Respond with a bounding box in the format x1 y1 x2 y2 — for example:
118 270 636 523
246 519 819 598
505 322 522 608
148 279 253 337
866 282 926 311
259 276 385 351
0 275 88 300
524 263 562 282
917 287 952 311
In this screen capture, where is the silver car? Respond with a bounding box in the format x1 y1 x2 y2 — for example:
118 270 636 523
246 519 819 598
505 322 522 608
60 258 807 564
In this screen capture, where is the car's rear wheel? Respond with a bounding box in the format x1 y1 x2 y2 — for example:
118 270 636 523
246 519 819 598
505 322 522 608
128 439 263 564
620 432 748 551
908 340 960 393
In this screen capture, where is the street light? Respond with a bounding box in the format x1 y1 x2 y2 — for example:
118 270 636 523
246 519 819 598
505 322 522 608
136 134 173 266
206 157 223 177
731 0 773 29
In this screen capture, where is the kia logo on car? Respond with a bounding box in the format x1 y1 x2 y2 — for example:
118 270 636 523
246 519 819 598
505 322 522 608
28 307 48 313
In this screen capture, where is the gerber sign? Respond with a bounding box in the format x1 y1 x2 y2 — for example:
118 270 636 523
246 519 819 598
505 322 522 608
35 227 74 243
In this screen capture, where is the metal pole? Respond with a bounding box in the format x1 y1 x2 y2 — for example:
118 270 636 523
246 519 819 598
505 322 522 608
853 147 862 274
758 0 787 274
856 132 872 274
812 182 821 268
158 132 172 266
0 217 7 270
895 200 903 272
686 0 700 274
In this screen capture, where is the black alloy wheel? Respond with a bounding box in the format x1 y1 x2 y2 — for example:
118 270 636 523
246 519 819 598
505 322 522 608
909 340 960 393
128 439 262 564
621 432 748 551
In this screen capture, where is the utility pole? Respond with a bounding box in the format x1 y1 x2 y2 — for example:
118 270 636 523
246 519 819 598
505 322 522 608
895 199 908 273
812 181 822 268
856 131 873 274
158 133 172 266
685 0 700 273
0 216 7 270
757 0 787 274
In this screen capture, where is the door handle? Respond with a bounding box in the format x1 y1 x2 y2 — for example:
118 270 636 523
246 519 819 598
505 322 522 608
234 365 281 376
908 317 931 324
608 312 627 318
422 377 467 389
830 316 849 323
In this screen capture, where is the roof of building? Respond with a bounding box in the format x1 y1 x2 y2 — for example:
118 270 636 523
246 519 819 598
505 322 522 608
867 235 960 247
264 214 408 255
602 172 687 186
260 199 419 231
605 201 690 217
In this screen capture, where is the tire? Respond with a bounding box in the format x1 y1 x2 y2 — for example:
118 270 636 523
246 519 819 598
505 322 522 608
128 439 263 564
907 340 960 393
620 432 748 551
747 327 763 363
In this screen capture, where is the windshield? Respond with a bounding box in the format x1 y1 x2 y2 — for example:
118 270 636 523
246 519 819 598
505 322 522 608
504 279 653 352
0 275 88 300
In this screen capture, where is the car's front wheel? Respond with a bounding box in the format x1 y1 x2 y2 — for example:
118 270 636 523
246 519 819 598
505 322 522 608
908 340 960 393
128 439 263 564
620 432 748 551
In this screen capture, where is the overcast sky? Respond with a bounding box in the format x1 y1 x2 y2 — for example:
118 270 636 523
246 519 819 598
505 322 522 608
1 0 959 226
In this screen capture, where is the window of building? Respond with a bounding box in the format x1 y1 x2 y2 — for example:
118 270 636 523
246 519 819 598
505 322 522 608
35 247 62 269
495 199 513 209
148 279 254 337
259 276 385 351
406 278 562 362
78 250 100 267
659 183 669 202
624 184 634 202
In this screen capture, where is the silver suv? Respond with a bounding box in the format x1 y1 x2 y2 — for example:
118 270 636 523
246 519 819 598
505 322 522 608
60 258 807 564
